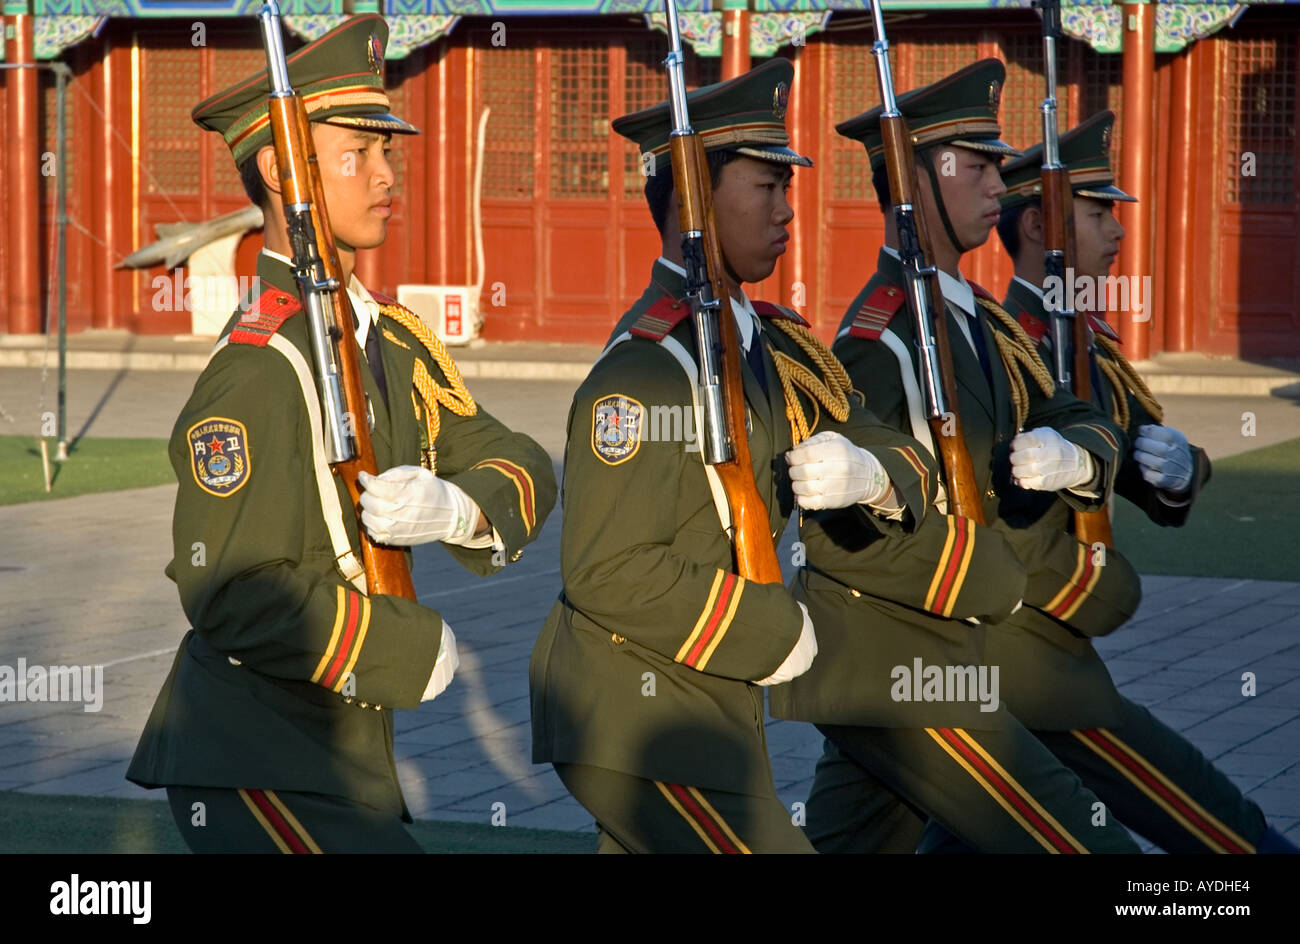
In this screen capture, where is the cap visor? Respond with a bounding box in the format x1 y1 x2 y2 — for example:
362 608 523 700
735 144 814 168
950 137 1022 159
1075 184 1137 203
322 113 420 136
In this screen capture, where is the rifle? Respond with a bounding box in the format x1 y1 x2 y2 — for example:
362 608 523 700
659 0 782 583
865 0 985 525
257 2 417 598
1036 0 1114 546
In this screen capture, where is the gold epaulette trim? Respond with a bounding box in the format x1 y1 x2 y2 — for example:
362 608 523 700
768 320 856 446
376 302 478 474
976 297 1056 430
1095 333 1164 427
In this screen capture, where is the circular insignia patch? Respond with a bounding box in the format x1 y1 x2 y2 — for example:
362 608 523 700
187 417 251 497
591 394 645 467
772 81 790 120
368 34 384 76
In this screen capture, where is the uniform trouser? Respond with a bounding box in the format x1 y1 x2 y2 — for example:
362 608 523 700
813 719 1144 853
166 786 424 854
553 763 816 854
919 697 1268 854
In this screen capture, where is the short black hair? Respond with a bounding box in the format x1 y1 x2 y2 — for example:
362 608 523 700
645 148 743 235
238 152 270 210
871 145 939 211
996 203 1025 259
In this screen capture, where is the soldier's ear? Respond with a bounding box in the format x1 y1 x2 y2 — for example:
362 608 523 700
1020 204 1044 245
255 145 282 198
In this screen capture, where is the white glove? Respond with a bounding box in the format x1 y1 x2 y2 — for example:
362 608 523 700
1010 427 1097 492
421 621 459 702
359 466 481 546
1134 424 1194 494
755 603 818 687
787 430 892 510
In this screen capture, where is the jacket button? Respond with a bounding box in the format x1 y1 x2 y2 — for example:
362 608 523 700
850 589 862 598
986 488 997 499
611 634 627 644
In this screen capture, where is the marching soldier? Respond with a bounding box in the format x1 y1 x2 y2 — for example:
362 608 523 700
770 59 1145 852
980 111 1298 853
127 15 556 852
529 59 939 853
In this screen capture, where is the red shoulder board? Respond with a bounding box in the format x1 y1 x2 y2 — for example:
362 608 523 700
1088 313 1121 343
630 296 691 340
1017 311 1049 343
228 290 302 347
968 279 997 303
847 283 905 340
751 300 809 327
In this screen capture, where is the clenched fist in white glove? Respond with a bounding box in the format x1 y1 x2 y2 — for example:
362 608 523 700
421 621 459 702
1010 427 1097 492
755 603 818 687
1133 424 1194 494
359 466 481 546
787 430 893 510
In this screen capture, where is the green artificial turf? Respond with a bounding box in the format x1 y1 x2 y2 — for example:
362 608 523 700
0 791 594 854
1112 436 1300 580
0 435 173 505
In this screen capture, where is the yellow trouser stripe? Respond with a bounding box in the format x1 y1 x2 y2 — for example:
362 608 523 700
654 781 721 853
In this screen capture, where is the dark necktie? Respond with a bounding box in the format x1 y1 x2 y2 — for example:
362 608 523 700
961 304 995 391
745 319 769 397
362 316 389 407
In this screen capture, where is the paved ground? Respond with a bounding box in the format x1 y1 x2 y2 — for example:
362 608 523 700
1 360 1298 850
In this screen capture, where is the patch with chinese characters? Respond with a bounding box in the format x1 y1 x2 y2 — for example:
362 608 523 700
187 417 251 497
591 394 644 466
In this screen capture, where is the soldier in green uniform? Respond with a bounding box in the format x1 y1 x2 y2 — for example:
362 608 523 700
770 59 1146 853
977 111 1297 853
529 59 941 853
126 15 556 853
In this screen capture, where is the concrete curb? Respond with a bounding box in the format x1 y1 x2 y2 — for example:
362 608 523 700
4 344 1299 395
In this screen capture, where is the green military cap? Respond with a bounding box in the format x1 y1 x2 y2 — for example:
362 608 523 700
193 13 418 167
837 58 1021 170
613 58 813 176
1000 110 1136 210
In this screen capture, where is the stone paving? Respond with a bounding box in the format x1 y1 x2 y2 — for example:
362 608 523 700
1 364 1297 850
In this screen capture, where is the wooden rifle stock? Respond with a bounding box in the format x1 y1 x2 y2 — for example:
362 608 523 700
264 59 417 599
667 134 783 585
1037 0 1114 548
878 114 986 526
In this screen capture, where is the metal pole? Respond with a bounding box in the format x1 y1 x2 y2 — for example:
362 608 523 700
56 62 69 460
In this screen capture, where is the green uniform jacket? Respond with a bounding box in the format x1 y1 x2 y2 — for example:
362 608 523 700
529 260 936 795
771 249 1128 730
128 254 556 817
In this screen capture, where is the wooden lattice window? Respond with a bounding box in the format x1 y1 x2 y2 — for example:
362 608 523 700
210 45 272 199
1223 34 1297 204
830 39 887 201
616 41 722 200
550 45 609 198
622 39 665 200
907 37 979 88
143 42 201 196
383 57 409 197
479 42 535 199
998 30 1071 152
1080 45 1122 178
